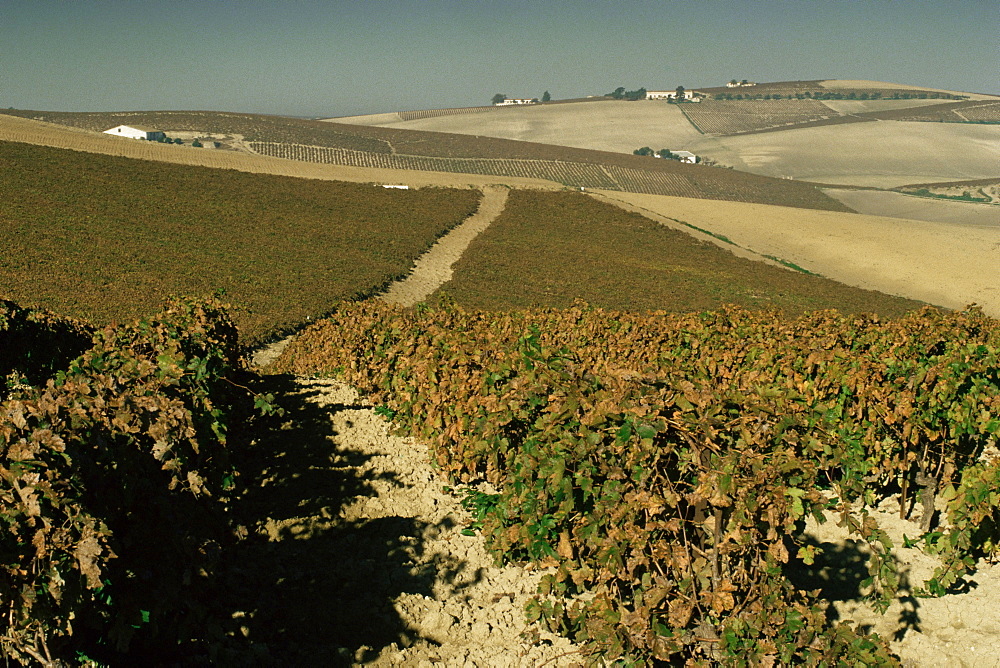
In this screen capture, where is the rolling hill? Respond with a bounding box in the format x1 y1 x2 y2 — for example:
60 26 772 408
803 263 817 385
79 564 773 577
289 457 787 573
331 80 1000 189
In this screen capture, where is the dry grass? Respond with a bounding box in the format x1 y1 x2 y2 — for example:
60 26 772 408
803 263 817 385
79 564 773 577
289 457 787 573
594 190 1000 317
334 99 703 155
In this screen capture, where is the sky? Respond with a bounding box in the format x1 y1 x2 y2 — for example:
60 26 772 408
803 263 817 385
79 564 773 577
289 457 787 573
4 0 998 118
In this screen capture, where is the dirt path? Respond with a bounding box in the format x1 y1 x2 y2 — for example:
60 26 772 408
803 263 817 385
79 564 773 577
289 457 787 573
243 190 584 665
380 186 509 307
250 185 508 368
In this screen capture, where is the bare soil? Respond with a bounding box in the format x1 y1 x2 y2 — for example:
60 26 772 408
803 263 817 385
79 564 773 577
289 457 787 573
793 500 1000 668
224 376 582 666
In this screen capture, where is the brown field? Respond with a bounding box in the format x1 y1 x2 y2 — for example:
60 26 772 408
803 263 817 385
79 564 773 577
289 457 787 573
429 190 924 318
824 188 1000 224
592 190 1000 317
679 99 836 135
0 140 482 343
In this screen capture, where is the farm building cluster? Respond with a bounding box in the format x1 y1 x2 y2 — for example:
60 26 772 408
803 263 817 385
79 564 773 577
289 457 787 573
103 125 164 141
646 90 702 102
494 98 537 106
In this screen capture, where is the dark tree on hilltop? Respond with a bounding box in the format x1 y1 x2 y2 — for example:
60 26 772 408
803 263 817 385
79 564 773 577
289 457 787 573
542 91 551 102
491 93 507 105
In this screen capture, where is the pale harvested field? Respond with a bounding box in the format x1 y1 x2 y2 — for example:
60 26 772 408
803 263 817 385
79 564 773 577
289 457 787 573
687 121 1000 187
329 99 703 154
820 99 963 114
0 114 562 190
592 190 1000 317
824 189 1000 226
818 79 999 100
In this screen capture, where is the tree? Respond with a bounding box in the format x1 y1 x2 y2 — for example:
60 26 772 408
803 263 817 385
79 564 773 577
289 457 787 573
675 85 685 102
633 146 654 156
609 86 626 99
542 91 551 102
659 149 675 160
491 93 507 105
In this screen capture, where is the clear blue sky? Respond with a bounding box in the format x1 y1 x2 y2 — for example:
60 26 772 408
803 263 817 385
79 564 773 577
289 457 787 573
4 0 997 118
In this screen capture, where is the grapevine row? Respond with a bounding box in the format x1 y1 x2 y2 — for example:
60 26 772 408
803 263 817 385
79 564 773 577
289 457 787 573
272 301 1000 665
248 142 729 197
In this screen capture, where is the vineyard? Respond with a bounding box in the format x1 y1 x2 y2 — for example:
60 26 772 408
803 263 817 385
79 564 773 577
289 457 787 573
0 297 255 664
0 140 480 345
885 100 1000 124
246 141 842 207
427 190 925 318
249 141 629 187
0 109 392 152
397 106 496 122
846 100 1000 123
271 300 1000 665
679 99 837 135
956 101 1000 122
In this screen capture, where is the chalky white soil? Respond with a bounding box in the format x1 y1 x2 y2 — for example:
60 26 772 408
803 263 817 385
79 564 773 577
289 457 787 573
289 379 583 666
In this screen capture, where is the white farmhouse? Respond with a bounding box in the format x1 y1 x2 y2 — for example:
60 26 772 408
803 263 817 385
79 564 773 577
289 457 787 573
103 125 165 141
646 90 701 102
670 150 698 163
495 98 537 106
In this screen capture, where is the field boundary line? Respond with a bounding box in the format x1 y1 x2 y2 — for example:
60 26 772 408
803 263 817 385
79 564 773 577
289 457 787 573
586 189 813 275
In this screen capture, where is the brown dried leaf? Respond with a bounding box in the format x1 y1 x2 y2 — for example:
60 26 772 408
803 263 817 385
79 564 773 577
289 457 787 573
557 530 574 560
74 524 105 589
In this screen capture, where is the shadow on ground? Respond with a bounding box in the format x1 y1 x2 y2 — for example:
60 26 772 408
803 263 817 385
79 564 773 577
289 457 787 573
174 373 475 666
784 532 922 642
